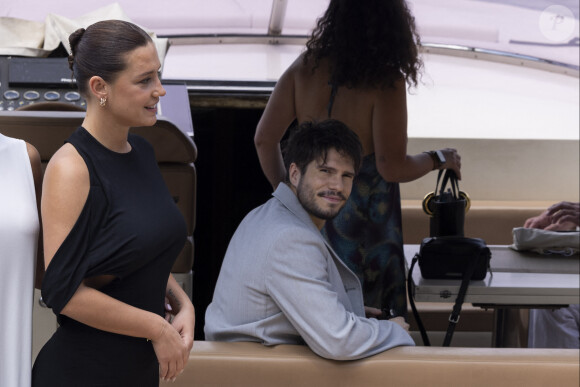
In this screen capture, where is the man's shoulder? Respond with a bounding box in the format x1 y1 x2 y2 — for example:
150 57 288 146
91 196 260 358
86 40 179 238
246 196 315 235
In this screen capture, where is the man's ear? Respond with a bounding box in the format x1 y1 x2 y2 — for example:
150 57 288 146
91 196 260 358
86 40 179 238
289 163 301 188
88 75 108 101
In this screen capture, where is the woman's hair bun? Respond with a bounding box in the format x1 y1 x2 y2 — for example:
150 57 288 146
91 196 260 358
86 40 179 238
68 28 86 71
67 54 74 71
68 28 86 55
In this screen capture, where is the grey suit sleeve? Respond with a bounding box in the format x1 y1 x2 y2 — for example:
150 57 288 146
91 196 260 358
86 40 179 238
264 227 415 360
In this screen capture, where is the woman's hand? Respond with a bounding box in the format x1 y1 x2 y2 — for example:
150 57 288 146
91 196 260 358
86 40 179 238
440 148 462 179
171 303 195 354
163 276 195 380
151 320 190 382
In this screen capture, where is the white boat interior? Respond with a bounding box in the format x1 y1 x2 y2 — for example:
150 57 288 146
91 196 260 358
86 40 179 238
1 0 578 383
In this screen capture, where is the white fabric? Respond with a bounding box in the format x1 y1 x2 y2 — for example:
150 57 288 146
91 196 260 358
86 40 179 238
0 3 168 64
510 227 580 256
0 134 40 387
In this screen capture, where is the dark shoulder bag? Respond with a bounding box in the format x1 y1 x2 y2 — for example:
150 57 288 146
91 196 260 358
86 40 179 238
407 237 491 346
409 171 491 346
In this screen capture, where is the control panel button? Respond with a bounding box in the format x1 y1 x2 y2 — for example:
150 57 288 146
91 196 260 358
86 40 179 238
43 91 61 101
64 91 81 101
3 90 20 100
23 90 41 101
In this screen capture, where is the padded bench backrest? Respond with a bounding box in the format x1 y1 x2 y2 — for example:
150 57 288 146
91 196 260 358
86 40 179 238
161 341 580 387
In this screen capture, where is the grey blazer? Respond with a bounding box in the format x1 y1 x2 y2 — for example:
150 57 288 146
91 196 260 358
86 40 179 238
204 183 414 360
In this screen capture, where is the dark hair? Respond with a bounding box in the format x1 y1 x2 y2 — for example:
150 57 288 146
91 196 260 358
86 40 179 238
68 20 153 97
283 119 363 180
304 0 422 89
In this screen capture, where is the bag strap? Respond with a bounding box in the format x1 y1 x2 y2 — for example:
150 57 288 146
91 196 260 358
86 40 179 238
440 170 451 196
448 170 459 199
439 169 460 199
408 246 489 347
407 254 431 346
434 169 461 199
442 248 486 347
434 169 444 196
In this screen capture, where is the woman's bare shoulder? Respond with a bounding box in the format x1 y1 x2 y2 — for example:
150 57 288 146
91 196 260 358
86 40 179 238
44 143 89 188
25 142 43 186
374 77 407 102
291 53 326 79
25 142 40 164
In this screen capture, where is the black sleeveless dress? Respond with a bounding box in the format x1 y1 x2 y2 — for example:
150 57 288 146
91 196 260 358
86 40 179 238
32 127 187 386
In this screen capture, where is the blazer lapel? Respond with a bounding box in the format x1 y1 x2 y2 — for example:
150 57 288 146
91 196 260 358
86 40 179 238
273 183 319 234
273 184 365 316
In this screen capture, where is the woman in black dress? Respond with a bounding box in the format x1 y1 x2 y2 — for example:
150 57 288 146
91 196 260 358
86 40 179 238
32 20 194 386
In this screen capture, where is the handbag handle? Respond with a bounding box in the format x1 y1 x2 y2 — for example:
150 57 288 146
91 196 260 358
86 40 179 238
423 170 471 216
434 169 460 199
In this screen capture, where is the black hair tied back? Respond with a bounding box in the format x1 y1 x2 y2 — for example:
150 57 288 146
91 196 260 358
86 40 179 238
68 28 86 71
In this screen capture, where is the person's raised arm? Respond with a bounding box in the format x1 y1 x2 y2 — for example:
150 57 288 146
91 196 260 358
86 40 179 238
42 145 188 381
372 78 461 182
255 61 299 189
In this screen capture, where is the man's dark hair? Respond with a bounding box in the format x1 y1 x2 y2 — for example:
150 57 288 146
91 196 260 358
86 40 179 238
283 119 362 181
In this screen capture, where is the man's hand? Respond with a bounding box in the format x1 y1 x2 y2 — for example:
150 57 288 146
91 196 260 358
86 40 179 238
525 201 580 231
364 306 383 318
544 201 580 231
364 306 410 333
388 316 410 333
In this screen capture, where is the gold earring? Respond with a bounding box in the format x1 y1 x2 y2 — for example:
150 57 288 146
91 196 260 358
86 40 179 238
99 97 107 107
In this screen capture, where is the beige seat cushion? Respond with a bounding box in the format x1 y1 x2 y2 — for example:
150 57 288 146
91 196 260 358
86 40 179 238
162 341 579 387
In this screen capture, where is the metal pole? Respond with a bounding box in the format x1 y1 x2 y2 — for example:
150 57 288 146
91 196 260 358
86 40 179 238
268 0 288 36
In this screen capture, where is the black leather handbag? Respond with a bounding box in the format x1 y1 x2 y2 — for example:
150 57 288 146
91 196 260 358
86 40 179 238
410 169 491 346
422 169 470 237
407 236 492 347
418 236 490 281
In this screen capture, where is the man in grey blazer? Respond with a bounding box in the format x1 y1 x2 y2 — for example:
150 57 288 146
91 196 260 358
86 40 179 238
205 120 415 360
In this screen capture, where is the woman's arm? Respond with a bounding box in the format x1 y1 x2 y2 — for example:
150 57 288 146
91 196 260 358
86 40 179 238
42 145 188 381
165 274 195 351
62 283 187 381
26 142 44 289
255 60 299 189
372 79 461 182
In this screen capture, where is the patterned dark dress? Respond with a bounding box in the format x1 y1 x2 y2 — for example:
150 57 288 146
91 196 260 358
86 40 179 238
32 127 187 386
322 154 406 317
321 83 407 318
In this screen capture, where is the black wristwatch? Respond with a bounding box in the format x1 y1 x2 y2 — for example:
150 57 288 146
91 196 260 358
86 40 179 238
424 150 446 170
